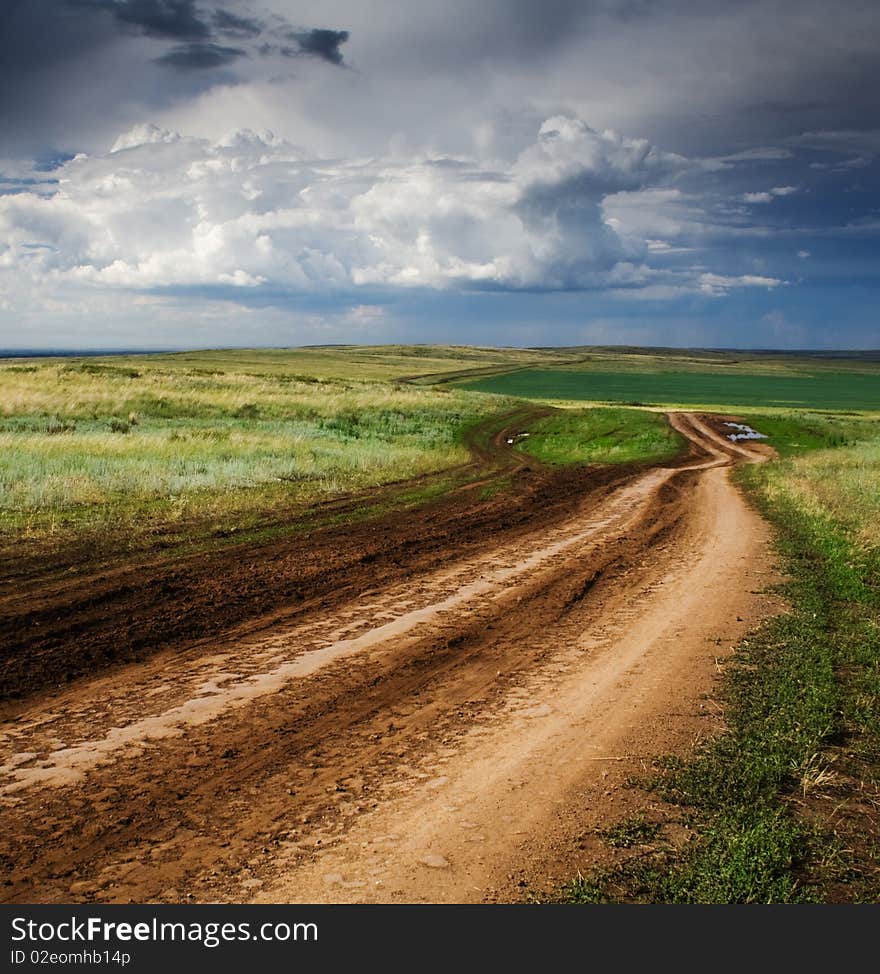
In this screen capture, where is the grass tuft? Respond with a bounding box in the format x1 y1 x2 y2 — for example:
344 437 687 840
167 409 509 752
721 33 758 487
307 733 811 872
597 817 662 848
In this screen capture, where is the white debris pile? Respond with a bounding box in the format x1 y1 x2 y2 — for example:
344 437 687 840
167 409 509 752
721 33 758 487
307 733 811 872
724 422 768 442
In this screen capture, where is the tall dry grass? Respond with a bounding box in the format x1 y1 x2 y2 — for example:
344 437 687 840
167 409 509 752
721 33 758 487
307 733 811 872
0 356 506 552
760 437 880 552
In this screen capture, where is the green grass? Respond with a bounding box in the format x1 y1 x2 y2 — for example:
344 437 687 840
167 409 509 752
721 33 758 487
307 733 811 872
0 351 525 565
597 817 662 849
459 368 880 411
0 415 464 509
561 417 880 903
732 412 871 456
518 407 685 466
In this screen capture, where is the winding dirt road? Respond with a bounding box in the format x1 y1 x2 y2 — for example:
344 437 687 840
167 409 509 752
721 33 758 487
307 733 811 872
0 412 779 903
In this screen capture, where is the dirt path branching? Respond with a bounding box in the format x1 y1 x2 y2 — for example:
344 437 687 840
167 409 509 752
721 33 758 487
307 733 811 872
0 413 777 904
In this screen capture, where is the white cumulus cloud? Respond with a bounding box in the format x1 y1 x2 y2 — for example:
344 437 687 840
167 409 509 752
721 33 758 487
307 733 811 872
0 114 791 319
743 185 799 203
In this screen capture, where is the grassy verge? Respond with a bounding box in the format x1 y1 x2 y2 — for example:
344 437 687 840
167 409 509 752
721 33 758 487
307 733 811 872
517 407 685 466
731 411 875 457
561 414 880 903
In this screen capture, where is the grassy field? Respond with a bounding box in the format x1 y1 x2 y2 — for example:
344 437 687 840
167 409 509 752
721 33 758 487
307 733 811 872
518 407 685 466
544 346 880 375
0 349 538 564
123 344 574 382
6 346 744 569
760 438 880 550
562 412 880 903
458 366 880 411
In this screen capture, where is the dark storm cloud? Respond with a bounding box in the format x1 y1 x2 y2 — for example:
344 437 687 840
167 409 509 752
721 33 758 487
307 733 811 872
156 41 246 69
71 1 258 77
67 2 351 71
69 0 210 39
285 28 350 65
212 8 262 37
0 0 356 154
64 2 350 72
0 0 121 155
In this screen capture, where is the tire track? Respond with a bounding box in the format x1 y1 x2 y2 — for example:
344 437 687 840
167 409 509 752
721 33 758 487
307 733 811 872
0 412 777 903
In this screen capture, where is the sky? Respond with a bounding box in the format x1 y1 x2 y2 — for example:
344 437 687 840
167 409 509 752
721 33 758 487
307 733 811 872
1 1 879 350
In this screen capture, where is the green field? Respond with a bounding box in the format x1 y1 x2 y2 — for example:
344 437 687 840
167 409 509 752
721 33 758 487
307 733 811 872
459 367 880 411
519 407 685 466
0 348 531 564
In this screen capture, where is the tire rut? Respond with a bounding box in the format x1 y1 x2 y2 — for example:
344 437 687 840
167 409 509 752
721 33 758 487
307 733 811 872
0 412 776 904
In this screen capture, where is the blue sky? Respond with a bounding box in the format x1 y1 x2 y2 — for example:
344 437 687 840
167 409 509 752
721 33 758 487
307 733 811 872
1 1 878 350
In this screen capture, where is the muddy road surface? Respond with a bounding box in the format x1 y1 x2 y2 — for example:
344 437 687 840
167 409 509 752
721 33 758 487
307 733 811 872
0 412 779 903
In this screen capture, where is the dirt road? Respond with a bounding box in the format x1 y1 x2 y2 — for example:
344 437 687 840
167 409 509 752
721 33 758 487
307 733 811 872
0 413 779 903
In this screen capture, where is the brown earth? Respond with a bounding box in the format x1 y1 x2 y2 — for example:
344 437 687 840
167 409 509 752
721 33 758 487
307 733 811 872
0 411 780 904
0 404 607 701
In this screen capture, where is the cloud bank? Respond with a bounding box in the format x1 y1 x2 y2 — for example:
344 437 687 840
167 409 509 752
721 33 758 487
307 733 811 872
1 116 786 313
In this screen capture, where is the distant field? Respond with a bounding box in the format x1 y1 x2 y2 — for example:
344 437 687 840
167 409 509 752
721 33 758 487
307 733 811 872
459 368 880 411
109 344 571 382
542 347 880 376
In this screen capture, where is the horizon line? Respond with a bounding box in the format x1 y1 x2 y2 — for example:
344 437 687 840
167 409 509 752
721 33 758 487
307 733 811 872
2 343 880 361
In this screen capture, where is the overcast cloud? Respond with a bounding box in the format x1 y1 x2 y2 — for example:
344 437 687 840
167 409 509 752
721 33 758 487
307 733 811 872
1 1 878 348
